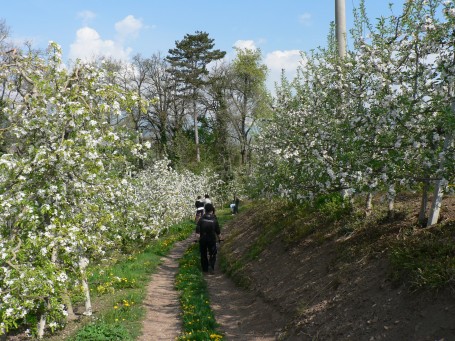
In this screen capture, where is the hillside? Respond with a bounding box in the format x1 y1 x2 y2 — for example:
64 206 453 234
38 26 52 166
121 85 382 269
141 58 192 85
219 194 455 340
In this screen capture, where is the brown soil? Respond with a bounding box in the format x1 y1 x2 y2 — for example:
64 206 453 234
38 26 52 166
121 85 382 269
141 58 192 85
138 238 193 340
219 195 455 340
206 256 289 340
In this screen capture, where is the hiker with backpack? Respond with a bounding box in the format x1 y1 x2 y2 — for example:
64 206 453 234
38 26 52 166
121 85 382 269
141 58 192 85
195 203 221 273
195 195 205 222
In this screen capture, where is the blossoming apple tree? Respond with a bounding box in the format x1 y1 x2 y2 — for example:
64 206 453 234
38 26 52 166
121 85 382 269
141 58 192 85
252 0 455 225
0 42 225 338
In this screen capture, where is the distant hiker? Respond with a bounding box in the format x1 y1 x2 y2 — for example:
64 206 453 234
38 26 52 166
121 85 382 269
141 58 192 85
230 201 236 214
234 196 240 214
196 203 221 273
195 195 205 222
204 194 214 214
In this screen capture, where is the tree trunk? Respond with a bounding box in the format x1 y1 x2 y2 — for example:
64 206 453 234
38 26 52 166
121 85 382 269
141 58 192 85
365 192 373 216
63 289 77 320
79 257 92 316
387 184 395 219
418 179 429 226
37 313 46 339
427 179 446 226
37 298 49 339
427 122 453 227
193 96 200 163
159 110 168 158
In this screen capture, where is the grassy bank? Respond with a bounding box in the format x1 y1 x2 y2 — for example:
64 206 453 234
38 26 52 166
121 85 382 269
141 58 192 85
217 194 455 339
43 220 195 340
220 194 455 293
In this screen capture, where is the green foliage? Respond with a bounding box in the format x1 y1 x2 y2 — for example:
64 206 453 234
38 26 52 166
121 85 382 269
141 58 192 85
166 31 226 88
389 225 455 291
313 193 353 223
264 195 353 247
69 321 132 341
219 258 252 290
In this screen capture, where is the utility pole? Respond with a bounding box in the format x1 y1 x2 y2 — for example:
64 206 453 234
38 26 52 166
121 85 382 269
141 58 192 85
335 0 347 58
336 0 349 202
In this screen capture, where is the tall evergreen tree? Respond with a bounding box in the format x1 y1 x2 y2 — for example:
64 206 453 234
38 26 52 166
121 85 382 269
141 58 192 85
166 31 225 163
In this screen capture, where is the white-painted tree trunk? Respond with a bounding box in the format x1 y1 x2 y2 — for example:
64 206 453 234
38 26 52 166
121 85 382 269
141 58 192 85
37 314 46 339
427 178 447 226
427 123 453 226
418 180 429 225
81 277 93 316
79 257 92 316
387 184 396 219
365 192 373 216
37 297 50 339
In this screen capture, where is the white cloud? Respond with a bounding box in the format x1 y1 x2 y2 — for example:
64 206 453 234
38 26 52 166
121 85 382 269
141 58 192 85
115 15 143 40
69 26 131 61
69 15 144 62
299 12 312 26
264 50 303 91
233 39 257 50
77 10 96 26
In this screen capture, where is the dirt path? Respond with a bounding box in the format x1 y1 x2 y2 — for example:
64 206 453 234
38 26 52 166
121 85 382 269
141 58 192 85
139 237 290 340
205 256 289 340
138 238 193 341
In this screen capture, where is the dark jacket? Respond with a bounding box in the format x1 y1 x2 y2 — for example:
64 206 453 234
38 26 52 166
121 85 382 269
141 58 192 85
196 213 220 242
195 199 205 210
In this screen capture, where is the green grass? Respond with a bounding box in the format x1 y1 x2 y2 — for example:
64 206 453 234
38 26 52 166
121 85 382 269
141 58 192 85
175 244 223 341
175 207 235 341
64 220 195 341
389 221 455 291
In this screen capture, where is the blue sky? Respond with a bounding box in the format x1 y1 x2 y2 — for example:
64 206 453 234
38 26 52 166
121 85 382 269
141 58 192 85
3 0 406 90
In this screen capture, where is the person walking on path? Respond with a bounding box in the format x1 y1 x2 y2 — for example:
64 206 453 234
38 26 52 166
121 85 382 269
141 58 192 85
195 203 221 273
230 201 236 214
195 195 205 222
204 194 212 206
203 193 216 215
234 196 240 214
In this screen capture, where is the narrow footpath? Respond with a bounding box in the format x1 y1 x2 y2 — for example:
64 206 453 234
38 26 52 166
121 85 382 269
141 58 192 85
138 238 192 340
138 236 290 340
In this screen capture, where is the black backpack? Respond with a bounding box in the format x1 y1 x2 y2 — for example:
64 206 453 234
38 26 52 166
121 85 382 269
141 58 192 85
199 215 216 239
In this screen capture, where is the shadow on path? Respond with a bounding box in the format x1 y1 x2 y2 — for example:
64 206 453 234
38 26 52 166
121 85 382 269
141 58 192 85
206 248 290 340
